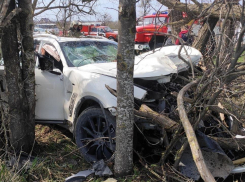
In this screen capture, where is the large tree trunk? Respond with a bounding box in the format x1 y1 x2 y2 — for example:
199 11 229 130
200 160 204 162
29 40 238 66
192 17 218 55
18 0 35 152
1 0 35 153
114 0 136 177
169 0 182 42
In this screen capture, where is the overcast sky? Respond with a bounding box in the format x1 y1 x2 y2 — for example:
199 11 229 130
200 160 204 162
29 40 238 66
34 0 168 22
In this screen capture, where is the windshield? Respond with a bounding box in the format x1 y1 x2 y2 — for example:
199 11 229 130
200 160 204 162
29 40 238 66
60 41 118 67
104 26 113 32
143 17 167 26
155 17 167 25
143 17 153 25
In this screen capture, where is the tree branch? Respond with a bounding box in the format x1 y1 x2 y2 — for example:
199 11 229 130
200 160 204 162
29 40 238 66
191 0 202 8
177 80 215 182
157 0 241 19
1 8 22 27
0 0 11 25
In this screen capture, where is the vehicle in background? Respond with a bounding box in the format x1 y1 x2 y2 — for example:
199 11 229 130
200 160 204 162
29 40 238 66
81 24 118 41
135 11 169 54
35 24 60 35
33 27 46 34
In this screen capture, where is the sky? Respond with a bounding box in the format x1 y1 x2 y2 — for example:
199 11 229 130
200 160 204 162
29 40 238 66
35 0 168 22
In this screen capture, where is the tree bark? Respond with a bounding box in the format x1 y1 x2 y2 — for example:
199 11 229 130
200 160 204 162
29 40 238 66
18 0 35 152
169 0 182 42
192 17 218 56
177 80 215 182
157 0 241 19
114 0 136 177
0 0 35 153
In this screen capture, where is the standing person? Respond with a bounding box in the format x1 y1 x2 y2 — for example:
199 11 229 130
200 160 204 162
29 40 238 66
175 25 194 45
78 22 83 32
69 21 82 37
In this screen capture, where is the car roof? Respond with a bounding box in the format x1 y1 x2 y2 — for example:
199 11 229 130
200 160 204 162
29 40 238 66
33 34 116 43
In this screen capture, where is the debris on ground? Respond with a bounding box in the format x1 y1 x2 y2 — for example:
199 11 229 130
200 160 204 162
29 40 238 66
104 61 245 181
65 159 112 182
103 178 117 182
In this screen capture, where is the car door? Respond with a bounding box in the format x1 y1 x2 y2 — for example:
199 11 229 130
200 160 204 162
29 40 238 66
90 27 98 36
35 39 65 120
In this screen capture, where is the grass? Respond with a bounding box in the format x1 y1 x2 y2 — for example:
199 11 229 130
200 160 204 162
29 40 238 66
0 124 151 182
238 53 245 63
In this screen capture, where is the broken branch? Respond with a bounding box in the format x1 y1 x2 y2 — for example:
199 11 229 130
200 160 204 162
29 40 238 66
177 79 215 182
210 136 245 151
105 84 179 132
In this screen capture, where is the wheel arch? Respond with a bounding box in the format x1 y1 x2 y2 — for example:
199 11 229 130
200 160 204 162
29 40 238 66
74 96 102 124
108 36 115 40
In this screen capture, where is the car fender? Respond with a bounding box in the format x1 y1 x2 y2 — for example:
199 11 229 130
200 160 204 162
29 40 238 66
66 70 147 124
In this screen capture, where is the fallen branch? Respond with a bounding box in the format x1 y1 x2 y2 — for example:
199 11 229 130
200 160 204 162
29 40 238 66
138 104 179 132
177 80 215 182
105 85 179 132
171 91 194 104
210 136 245 151
233 157 245 165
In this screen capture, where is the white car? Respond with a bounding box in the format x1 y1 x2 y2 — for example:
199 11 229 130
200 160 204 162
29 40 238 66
2 34 202 162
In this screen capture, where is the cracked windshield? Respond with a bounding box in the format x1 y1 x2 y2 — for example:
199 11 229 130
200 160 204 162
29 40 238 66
61 41 117 67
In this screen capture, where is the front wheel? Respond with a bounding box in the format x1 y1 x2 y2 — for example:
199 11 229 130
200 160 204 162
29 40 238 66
108 37 115 41
75 108 116 163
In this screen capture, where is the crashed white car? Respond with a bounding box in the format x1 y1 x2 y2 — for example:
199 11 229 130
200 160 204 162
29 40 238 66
16 34 203 162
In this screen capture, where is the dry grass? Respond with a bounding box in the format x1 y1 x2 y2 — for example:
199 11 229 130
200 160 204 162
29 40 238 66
0 124 151 182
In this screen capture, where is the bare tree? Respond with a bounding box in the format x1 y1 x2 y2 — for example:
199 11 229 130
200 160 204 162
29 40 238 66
114 0 136 177
97 12 113 26
137 0 152 17
33 0 96 17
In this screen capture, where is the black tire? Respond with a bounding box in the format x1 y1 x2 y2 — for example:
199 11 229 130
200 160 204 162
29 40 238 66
108 37 115 41
75 108 116 163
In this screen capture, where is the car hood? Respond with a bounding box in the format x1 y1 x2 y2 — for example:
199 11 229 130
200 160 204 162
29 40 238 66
77 45 202 80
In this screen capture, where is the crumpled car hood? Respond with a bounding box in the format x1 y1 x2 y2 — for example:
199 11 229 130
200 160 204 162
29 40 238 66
77 45 202 79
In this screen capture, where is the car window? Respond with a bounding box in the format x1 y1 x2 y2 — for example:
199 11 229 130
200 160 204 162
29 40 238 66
91 28 97 32
104 27 113 32
60 41 117 67
144 17 153 25
99 28 105 33
155 17 167 25
39 43 63 72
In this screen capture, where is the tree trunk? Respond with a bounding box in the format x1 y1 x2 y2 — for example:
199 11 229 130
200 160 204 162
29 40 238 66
220 19 235 61
1 0 35 153
169 0 182 42
114 0 136 177
192 17 218 55
18 0 35 152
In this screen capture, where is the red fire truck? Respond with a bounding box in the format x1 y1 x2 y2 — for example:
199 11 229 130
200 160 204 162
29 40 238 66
135 12 169 53
81 23 118 41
